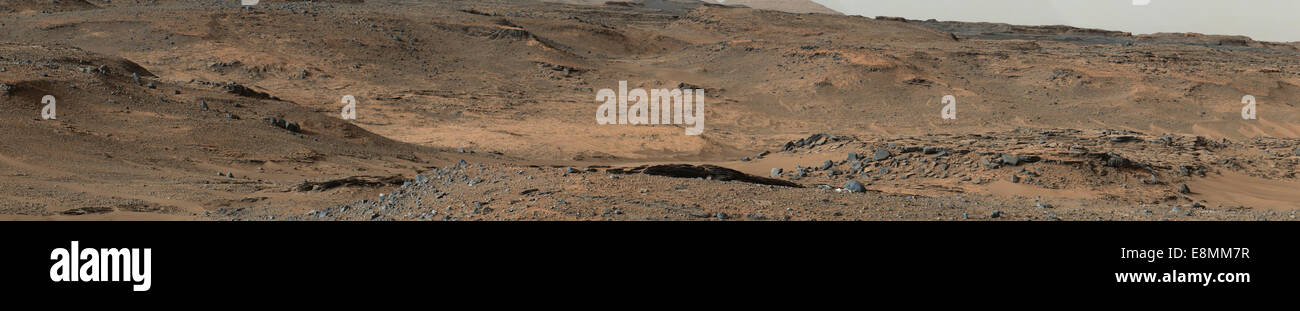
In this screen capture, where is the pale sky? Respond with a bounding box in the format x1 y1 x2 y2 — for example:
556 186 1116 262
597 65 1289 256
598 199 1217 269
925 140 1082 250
813 0 1300 42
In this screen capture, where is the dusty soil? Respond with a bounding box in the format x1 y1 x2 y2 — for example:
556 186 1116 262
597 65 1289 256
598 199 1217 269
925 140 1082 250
1 0 1297 221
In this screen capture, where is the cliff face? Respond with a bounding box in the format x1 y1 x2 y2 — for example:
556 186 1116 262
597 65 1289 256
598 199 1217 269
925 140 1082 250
547 0 842 15
705 0 842 14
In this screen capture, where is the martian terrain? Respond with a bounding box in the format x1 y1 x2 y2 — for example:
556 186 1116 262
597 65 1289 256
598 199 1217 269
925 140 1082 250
1 0 1298 221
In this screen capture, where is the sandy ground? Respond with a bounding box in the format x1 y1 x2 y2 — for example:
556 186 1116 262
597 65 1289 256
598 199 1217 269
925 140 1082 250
0 0 1297 220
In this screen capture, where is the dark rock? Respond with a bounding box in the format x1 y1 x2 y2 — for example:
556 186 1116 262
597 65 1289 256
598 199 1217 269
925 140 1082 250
1102 153 1132 168
843 180 866 193
770 168 782 177
146 81 156 89
200 101 209 111
1010 175 1020 183
820 160 833 170
222 82 278 100
1000 153 1020 166
792 168 806 179
636 164 802 188
902 146 923 153
1179 184 1192 194
132 72 141 85
922 147 946 154
872 148 891 161
715 212 729 220
847 152 860 162
1110 136 1142 143
990 210 1002 218
1141 174 1159 185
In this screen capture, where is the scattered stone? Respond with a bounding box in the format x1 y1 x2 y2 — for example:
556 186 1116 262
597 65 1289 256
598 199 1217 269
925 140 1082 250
820 160 833 170
770 168 782 177
843 180 866 193
146 81 156 89
990 210 1002 218
200 101 209 111
132 72 140 85
847 152 860 161
1010 175 1020 183
715 212 729 220
1179 184 1192 194
565 167 581 174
